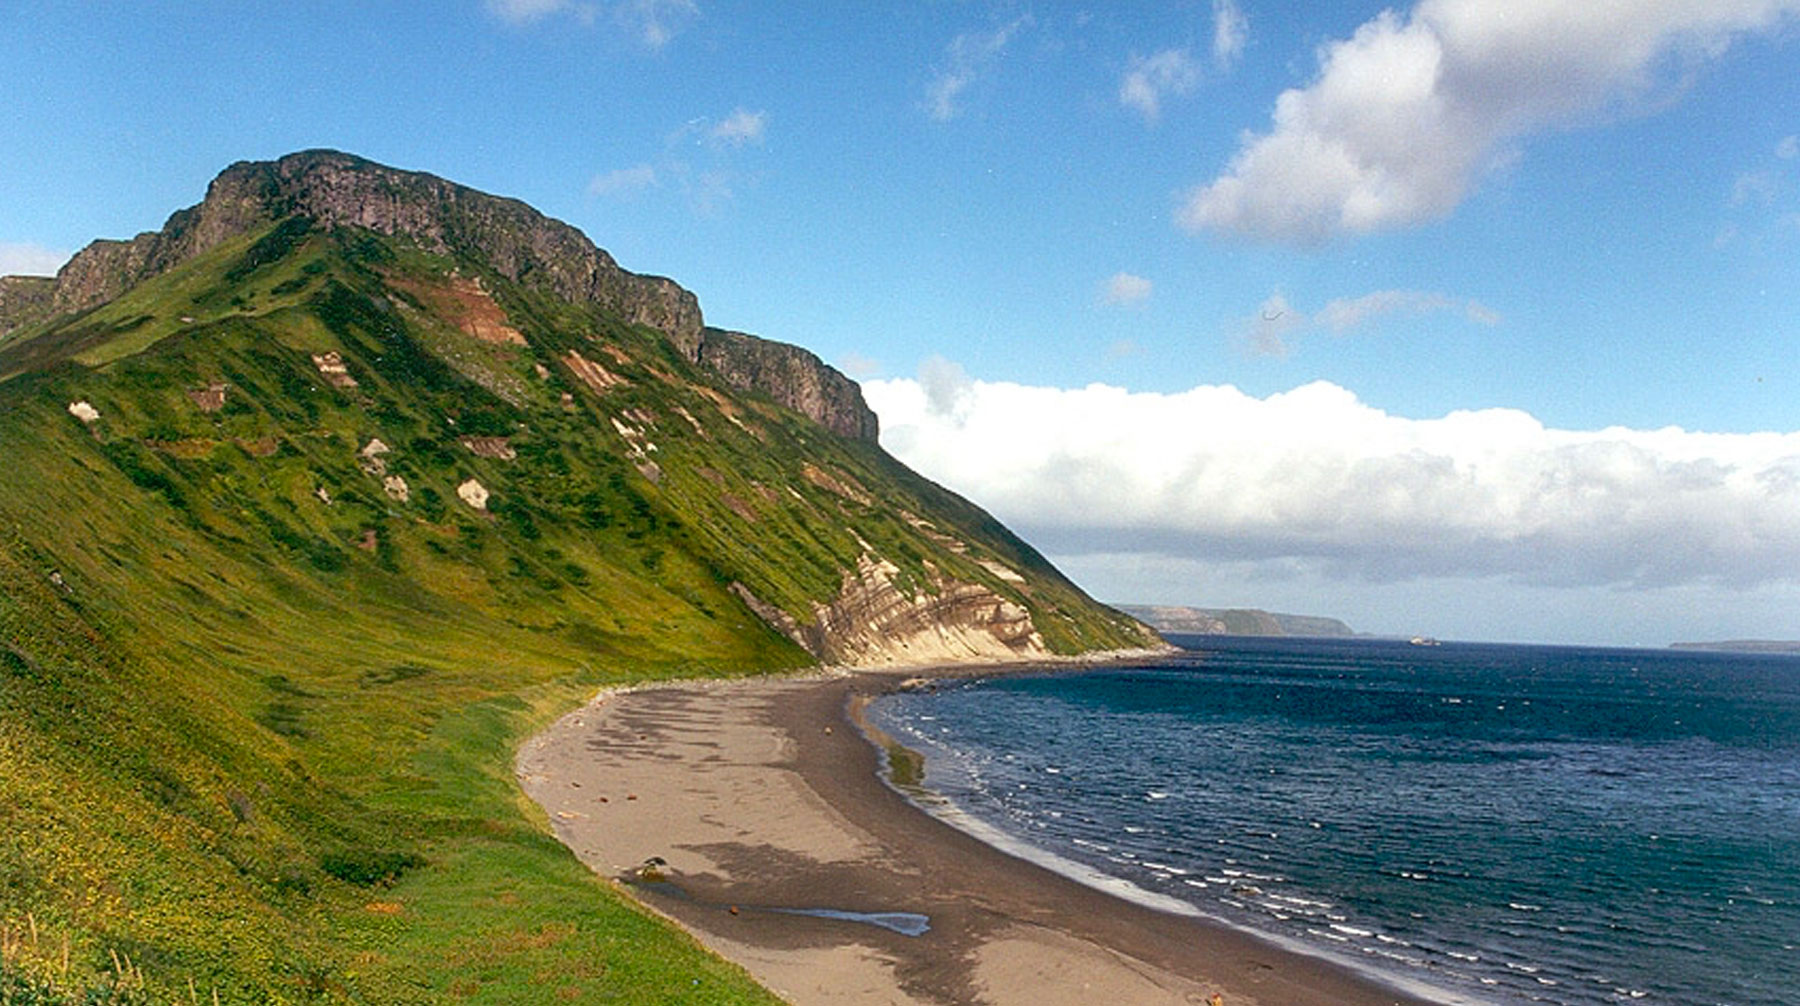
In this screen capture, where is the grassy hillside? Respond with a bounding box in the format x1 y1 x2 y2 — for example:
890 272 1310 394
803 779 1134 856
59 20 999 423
0 214 1145 1002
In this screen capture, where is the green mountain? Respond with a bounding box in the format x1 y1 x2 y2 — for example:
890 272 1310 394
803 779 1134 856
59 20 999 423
0 150 1153 1003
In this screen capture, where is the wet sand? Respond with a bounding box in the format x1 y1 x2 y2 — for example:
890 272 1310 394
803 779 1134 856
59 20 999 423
517 668 1437 1005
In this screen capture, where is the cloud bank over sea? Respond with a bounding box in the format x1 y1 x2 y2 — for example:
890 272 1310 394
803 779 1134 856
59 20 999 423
866 366 1800 642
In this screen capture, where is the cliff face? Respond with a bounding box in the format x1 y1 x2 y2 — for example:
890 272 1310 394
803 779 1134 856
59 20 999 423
0 275 54 338
734 555 1047 666
698 326 879 443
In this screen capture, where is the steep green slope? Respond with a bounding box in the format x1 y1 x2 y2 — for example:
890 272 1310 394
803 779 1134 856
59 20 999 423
0 156 1151 1002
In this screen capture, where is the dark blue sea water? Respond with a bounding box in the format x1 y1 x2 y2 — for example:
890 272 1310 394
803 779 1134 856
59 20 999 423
865 637 1800 1006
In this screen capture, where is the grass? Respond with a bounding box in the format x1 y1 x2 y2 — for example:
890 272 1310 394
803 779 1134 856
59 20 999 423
0 219 1151 1002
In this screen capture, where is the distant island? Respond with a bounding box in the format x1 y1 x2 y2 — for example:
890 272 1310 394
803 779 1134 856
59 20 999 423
1117 604 1355 638
1669 640 1800 655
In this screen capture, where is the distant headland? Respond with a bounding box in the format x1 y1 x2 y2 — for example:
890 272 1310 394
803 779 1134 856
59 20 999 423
1116 604 1355 638
1669 640 1800 655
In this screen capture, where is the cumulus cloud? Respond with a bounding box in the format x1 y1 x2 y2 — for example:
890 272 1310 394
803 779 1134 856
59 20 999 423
1243 288 1495 355
1213 0 1248 69
864 370 1800 593
587 164 658 197
1102 271 1153 307
916 354 975 421
925 16 1031 122
836 351 881 380
1120 49 1201 123
709 108 766 146
1180 0 1800 244
0 242 69 277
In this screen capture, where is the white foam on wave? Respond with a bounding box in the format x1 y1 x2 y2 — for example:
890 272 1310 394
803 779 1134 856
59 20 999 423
908 797 1209 919
864 696 1482 1006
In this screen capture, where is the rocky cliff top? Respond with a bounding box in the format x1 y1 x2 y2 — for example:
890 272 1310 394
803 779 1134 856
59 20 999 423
14 149 880 442
0 275 54 338
47 150 704 353
698 327 879 442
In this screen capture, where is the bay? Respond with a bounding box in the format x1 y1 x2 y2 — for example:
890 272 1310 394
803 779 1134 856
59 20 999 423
866 637 1800 1006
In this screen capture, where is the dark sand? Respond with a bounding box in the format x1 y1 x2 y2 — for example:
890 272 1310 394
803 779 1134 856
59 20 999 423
518 668 1442 1005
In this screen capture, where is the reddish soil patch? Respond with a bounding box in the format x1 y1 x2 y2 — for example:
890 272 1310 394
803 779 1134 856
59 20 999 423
187 382 227 412
389 271 527 345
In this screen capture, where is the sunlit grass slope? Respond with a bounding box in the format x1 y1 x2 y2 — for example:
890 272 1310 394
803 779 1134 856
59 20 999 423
0 219 1145 1002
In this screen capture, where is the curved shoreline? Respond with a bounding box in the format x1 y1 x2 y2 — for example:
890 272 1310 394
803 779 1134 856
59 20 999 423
518 662 1437 1005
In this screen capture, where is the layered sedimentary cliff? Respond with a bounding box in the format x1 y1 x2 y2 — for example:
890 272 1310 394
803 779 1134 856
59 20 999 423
734 555 1048 666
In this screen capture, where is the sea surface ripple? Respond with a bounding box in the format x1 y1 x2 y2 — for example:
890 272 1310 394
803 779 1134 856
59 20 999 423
867 637 1800 1006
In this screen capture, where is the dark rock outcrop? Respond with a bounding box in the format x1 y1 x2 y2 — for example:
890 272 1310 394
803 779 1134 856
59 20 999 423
698 327 879 443
0 275 54 338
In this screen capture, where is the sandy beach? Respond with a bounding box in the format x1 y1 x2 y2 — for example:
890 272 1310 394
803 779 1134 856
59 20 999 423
517 668 1435 1005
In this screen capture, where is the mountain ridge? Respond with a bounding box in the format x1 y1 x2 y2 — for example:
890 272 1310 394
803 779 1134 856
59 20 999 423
3 149 879 444
0 150 1155 1001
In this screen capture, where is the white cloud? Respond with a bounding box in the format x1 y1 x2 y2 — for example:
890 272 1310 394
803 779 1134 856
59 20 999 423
1730 170 1780 207
864 370 1800 597
916 354 975 421
1181 0 1800 244
709 108 767 147
1102 271 1153 307
1316 288 1499 332
1242 288 1495 355
837 351 881 380
1120 49 1201 123
487 0 694 47
0 242 69 277
487 0 573 24
1779 134 1800 160
587 164 658 197
925 17 1031 122
1212 0 1248 69
1247 292 1304 356
616 0 697 48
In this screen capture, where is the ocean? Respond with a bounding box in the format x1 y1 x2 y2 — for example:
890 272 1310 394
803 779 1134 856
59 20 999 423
864 637 1800 1006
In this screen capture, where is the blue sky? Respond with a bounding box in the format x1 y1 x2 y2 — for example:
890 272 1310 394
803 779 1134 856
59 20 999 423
4 1 1799 645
